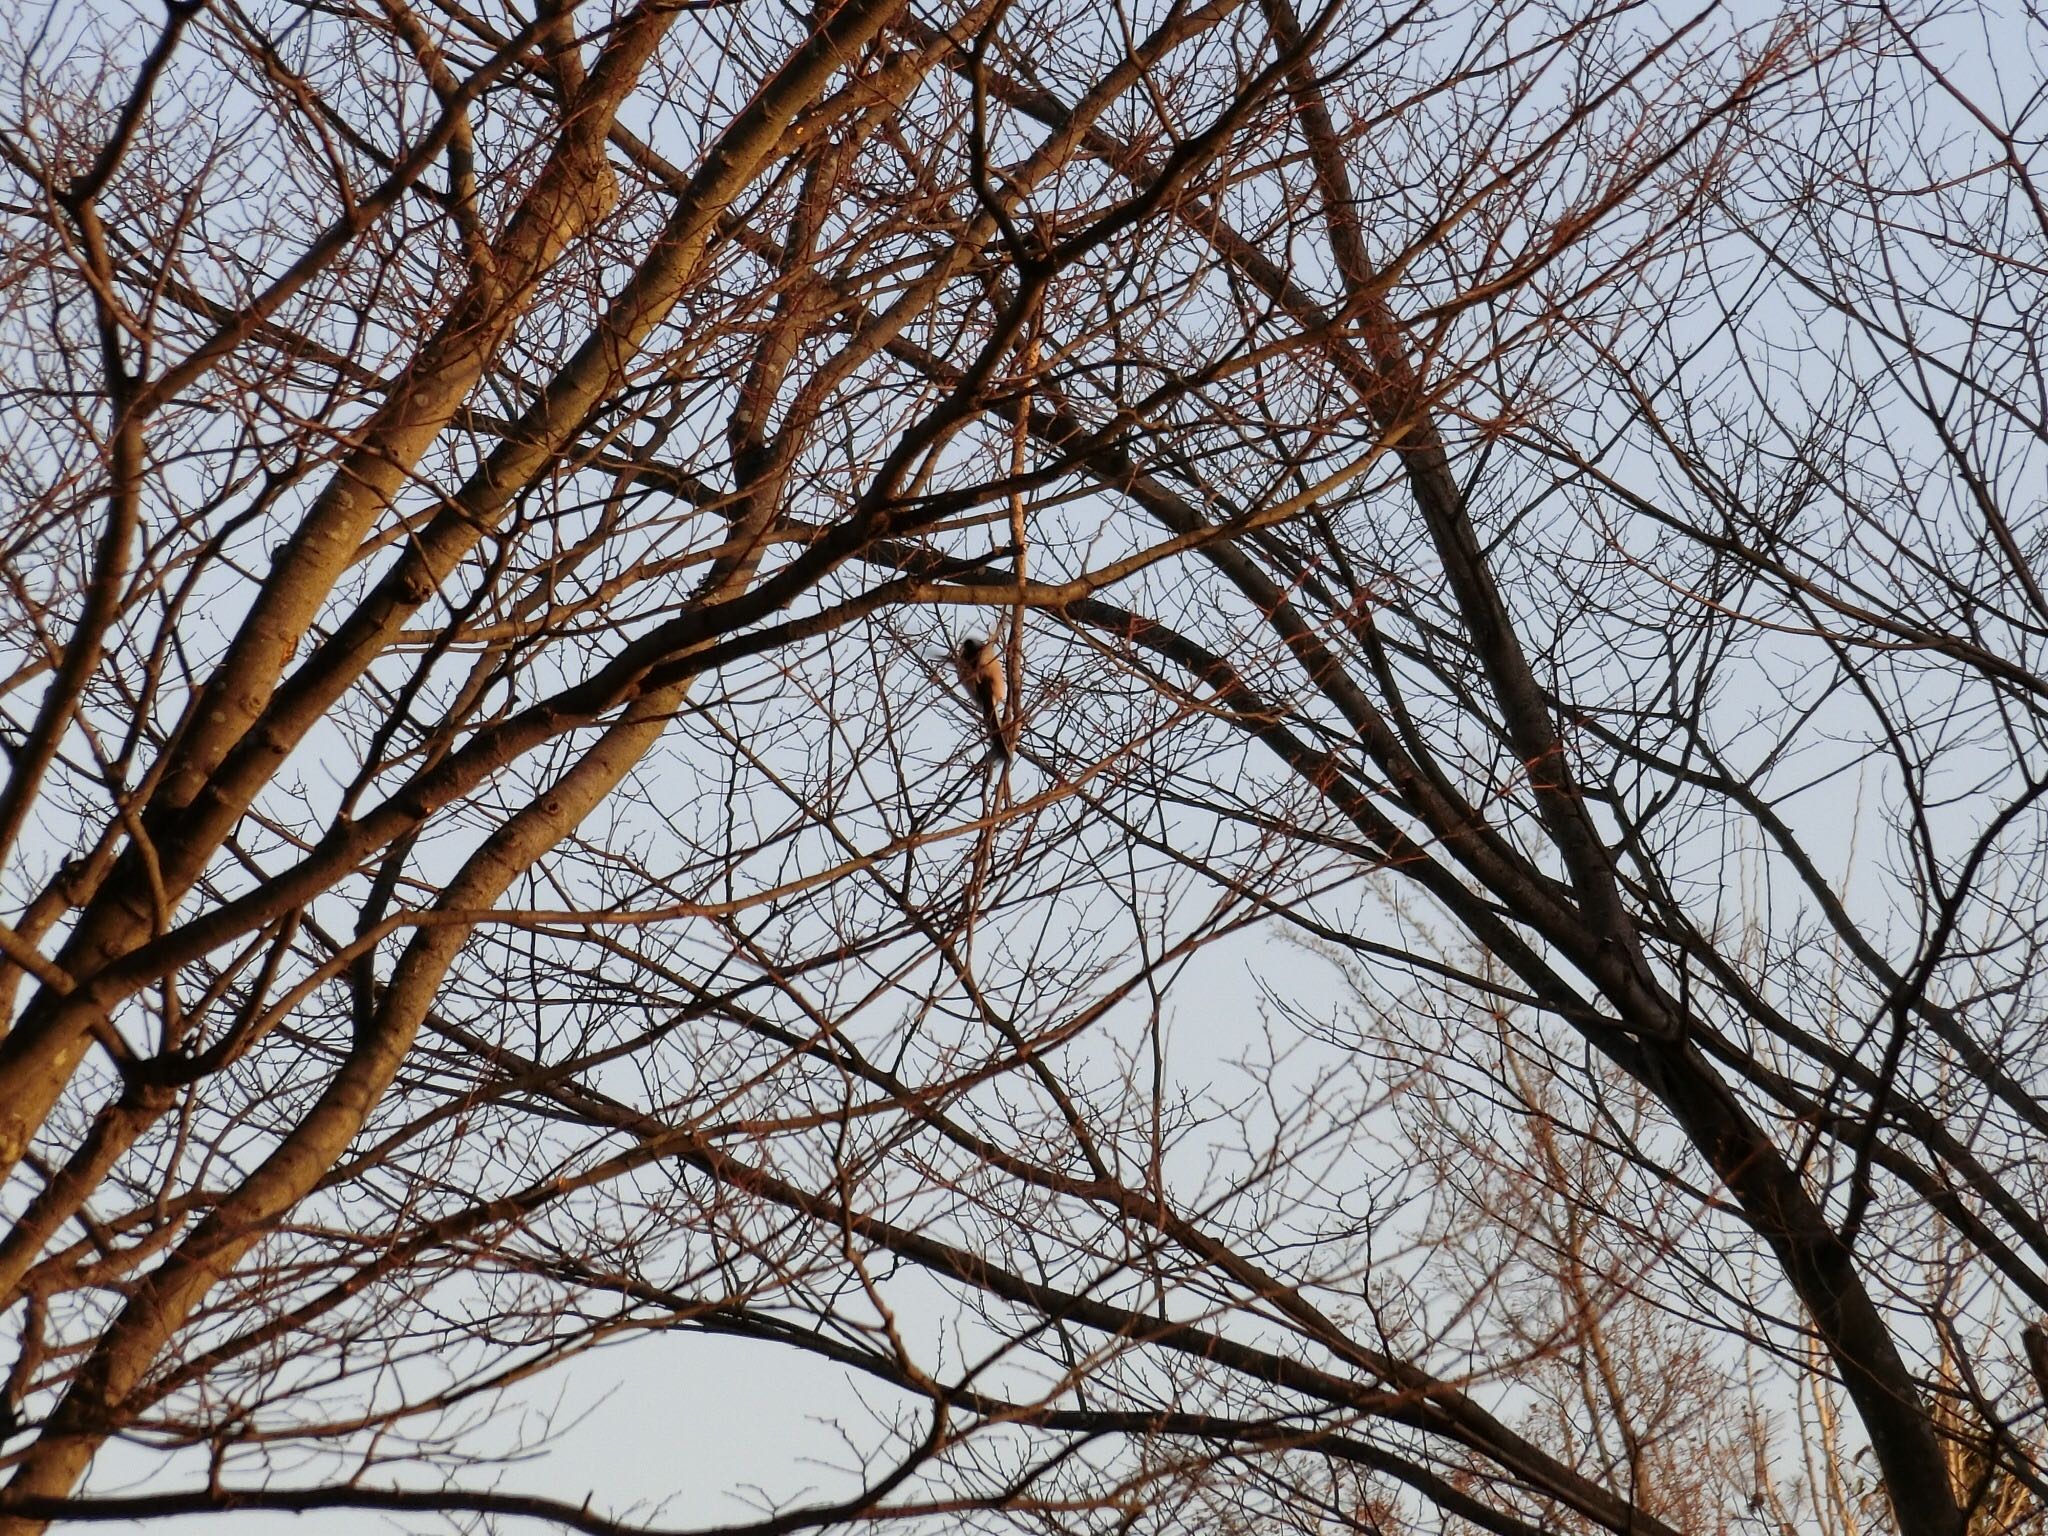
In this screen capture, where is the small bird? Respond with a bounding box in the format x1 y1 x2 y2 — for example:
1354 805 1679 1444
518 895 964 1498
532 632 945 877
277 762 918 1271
953 634 1009 761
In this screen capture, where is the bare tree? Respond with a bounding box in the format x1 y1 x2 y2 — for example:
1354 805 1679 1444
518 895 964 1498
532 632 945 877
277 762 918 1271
1 0 2044 1534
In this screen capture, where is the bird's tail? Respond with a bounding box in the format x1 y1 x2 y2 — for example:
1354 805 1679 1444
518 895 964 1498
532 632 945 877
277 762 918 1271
977 692 1010 762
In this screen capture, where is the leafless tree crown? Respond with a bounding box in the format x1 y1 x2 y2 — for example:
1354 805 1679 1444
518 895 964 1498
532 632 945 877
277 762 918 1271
1 0 2046 1533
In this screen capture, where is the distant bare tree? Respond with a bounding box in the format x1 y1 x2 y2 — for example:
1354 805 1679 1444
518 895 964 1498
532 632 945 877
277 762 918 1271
2 1 2044 1535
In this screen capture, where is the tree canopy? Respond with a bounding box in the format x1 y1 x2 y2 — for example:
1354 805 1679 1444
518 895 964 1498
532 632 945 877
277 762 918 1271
2 1 2047 1533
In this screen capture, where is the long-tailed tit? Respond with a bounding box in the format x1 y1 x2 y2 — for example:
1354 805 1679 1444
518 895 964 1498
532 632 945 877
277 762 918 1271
953 634 1009 761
